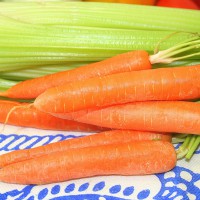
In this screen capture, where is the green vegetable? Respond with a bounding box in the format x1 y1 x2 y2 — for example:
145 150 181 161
175 101 200 160
0 78 18 92
0 2 200 73
1 2 200 32
176 135 200 160
0 62 89 81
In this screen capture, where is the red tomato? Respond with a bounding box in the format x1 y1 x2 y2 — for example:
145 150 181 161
156 0 199 10
193 0 200 7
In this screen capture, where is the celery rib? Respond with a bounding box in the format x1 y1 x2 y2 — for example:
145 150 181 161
1 2 200 32
0 2 199 84
185 136 200 160
0 78 18 92
0 2 199 71
0 62 87 80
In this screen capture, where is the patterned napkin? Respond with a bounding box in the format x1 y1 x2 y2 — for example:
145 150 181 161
0 125 199 200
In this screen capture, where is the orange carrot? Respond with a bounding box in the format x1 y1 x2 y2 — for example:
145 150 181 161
34 65 200 114
0 130 171 168
0 100 103 132
0 50 151 99
72 101 200 135
0 140 176 184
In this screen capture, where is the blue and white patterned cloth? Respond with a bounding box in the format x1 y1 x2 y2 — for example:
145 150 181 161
0 125 199 200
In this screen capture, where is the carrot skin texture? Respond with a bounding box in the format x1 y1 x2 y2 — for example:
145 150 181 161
0 141 176 185
74 101 200 135
34 65 200 114
0 130 171 168
0 50 151 99
0 100 102 132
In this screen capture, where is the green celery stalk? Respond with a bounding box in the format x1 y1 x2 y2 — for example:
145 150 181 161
0 2 200 32
0 2 199 72
0 78 18 91
0 28 199 71
185 136 200 160
0 62 88 81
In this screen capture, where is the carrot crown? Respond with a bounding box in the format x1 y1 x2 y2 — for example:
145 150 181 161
150 33 200 64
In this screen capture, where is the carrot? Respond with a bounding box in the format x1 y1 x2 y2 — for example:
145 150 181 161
0 100 103 132
0 50 151 99
0 130 171 168
34 65 200 114
72 101 200 135
0 140 176 184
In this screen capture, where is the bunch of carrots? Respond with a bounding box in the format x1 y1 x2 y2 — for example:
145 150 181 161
0 35 200 185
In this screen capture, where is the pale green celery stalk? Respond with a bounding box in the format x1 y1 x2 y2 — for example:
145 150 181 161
0 5 199 71
0 62 88 81
0 28 191 50
0 78 18 91
0 96 33 103
0 2 199 74
185 136 200 160
0 61 77 72
0 16 51 36
0 2 200 32
153 60 200 69
0 28 198 71
0 47 123 57
172 134 188 143
176 135 192 160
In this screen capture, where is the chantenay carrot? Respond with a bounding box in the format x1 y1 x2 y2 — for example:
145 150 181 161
0 130 171 168
0 100 102 132
34 65 200 114
0 140 176 184
72 101 200 135
0 50 151 99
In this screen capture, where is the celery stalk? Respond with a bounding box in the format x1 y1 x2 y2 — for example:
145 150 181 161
0 78 18 91
0 28 198 71
0 2 199 72
0 2 200 32
0 2 199 76
0 62 88 81
185 136 200 160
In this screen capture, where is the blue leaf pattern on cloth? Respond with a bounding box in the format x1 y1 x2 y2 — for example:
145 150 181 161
123 186 134 196
51 185 61 195
0 185 35 200
155 166 200 200
93 181 106 191
137 189 150 199
109 185 121 194
38 188 48 199
0 134 81 151
49 194 131 200
65 183 76 193
78 182 89 192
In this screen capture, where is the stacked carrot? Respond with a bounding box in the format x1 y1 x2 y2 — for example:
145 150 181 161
0 130 174 184
0 42 200 184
